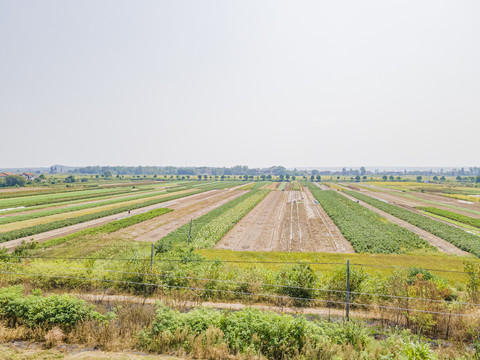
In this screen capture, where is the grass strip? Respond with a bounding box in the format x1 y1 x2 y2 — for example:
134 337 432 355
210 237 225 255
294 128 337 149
344 190 480 257
304 183 432 254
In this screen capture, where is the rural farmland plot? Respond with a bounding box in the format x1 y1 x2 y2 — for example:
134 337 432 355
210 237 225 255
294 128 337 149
216 185 354 253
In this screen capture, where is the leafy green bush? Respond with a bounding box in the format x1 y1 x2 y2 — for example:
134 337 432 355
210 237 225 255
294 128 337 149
400 339 437 360
0 286 108 329
276 263 317 301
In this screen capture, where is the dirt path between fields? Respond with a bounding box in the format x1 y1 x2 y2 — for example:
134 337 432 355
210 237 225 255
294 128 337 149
123 189 248 242
336 189 468 255
75 293 371 319
216 188 354 253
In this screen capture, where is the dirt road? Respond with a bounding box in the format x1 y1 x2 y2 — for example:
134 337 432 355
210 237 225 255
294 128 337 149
216 188 354 253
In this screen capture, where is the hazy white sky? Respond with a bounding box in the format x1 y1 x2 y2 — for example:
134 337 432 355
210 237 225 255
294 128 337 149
1 0 479 169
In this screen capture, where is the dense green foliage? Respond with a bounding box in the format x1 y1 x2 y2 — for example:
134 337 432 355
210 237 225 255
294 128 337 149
0 175 26 187
140 303 373 359
304 183 431 254
345 190 480 257
155 189 269 249
417 207 480 228
0 286 107 328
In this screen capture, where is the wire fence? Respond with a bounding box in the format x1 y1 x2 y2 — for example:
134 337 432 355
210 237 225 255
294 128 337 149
1 258 479 321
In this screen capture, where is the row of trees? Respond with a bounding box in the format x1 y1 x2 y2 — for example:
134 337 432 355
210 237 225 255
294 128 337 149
0 175 26 187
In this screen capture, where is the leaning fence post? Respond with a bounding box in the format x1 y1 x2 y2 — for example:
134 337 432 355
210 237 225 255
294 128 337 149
150 243 154 269
346 260 350 321
188 219 193 244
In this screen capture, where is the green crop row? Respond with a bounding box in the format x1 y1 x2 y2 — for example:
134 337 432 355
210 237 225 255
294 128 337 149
157 189 269 249
417 207 480 229
344 190 480 257
277 182 287 191
304 183 431 254
0 190 204 244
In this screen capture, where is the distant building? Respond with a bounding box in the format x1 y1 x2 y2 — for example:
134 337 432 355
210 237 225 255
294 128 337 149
21 172 37 181
0 172 14 177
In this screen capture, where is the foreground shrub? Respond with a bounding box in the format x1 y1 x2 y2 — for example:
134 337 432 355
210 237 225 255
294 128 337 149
0 286 109 329
275 263 317 302
139 302 376 359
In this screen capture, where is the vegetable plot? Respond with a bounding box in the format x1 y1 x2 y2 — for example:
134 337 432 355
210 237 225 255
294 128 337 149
305 183 431 254
158 189 269 249
345 190 480 257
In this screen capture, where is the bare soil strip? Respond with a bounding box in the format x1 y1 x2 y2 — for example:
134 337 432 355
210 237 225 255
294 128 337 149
337 190 468 255
124 189 248 242
215 188 354 253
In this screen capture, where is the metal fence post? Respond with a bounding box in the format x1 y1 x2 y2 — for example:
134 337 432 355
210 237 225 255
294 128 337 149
188 219 192 244
150 243 154 269
346 259 350 321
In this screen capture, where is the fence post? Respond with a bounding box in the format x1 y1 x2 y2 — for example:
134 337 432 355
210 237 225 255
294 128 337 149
188 219 193 244
346 260 350 321
150 243 154 269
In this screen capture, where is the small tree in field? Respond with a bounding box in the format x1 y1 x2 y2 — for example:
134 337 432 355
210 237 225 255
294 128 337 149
417 176 423 182
65 175 75 183
316 175 321 182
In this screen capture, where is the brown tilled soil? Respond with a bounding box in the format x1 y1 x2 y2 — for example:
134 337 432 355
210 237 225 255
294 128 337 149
261 182 279 190
336 188 469 255
121 189 248 242
215 188 354 253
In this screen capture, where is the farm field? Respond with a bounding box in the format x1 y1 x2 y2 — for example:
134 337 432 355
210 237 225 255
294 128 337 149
352 182 480 217
338 186 480 257
2 178 480 360
337 189 468 255
0 181 243 249
216 186 353 253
